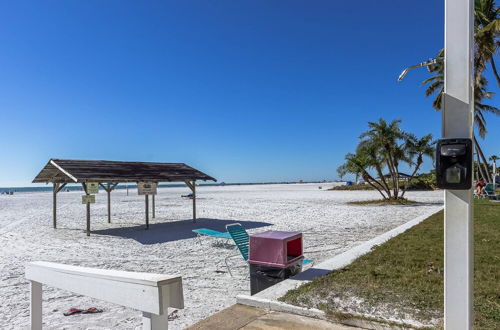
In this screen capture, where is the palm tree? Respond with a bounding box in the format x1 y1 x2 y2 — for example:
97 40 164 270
338 119 435 201
338 151 389 199
359 119 405 197
401 134 435 197
490 155 499 177
474 0 500 87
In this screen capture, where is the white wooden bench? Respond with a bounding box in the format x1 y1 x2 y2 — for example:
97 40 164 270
25 261 184 330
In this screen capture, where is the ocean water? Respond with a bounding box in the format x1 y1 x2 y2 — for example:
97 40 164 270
0 181 324 194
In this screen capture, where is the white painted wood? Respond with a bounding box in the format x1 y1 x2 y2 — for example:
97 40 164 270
143 312 169 330
30 281 42 330
49 160 78 182
443 0 474 328
25 261 183 328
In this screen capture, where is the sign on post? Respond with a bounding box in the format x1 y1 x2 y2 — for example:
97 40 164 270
82 195 96 204
86 182 99 194
138 182 157 195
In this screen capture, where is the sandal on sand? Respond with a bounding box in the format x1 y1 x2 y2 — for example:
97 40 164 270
82 307 103 314
63 308 83 316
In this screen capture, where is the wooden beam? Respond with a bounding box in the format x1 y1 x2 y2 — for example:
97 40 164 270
184 180 194 191
56 183 67 193
99 183 108 192
49 160 78 182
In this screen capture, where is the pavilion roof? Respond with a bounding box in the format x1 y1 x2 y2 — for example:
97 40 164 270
32 159 216 183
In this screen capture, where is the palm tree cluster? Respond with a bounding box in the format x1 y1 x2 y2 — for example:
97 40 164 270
337 119 435 200
420 0 499 182
490 154 499 177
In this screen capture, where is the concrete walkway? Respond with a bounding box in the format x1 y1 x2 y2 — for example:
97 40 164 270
185 304 358 330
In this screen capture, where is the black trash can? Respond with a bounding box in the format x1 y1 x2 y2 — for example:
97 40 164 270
249 261 302 295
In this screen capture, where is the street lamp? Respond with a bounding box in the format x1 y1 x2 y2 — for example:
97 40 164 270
397 58 437 82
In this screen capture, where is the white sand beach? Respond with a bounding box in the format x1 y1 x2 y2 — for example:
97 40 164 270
0 183 443 329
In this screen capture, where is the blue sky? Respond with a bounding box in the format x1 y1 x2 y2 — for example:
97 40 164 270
0 1 498 186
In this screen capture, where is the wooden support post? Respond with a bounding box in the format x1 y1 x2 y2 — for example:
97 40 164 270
184 180 197 223
100 183 118 224
30 280 42 330
82 183 91 236
26 261 184 330
105 183 111 224
142 312 169 330
192 181 196 222
152 194 155 219
86 199 91 236
145 195 149 229
52 183 58 229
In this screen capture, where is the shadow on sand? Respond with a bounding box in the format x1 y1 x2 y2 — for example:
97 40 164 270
92 218 273 245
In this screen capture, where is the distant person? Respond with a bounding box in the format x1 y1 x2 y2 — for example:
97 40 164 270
475 178 486 195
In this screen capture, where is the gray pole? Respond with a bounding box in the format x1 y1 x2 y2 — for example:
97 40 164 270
152 194 155 219
86 198 91 236
145 194 149 229
192 181 196 222
107 189 111 223
52 183 58 229
443 0 474 328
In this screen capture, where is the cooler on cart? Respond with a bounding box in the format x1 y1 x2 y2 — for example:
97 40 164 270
248 231 304 295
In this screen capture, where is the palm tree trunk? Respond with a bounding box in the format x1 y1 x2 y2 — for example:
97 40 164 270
351 162 389 199
385 147 400 199
386 156 398 199
375 163 392 198
490 58 500 88
476 151 488 181
363 175 387 199
401 157 423 198
394 163 401 199
474 136 493 182
384 156 397 197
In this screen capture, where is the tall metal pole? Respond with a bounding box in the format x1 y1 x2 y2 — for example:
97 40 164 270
443 0 474 328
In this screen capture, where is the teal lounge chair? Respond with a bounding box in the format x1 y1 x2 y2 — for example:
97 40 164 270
192 228 231 245
224 223 313 277
484 183 499 200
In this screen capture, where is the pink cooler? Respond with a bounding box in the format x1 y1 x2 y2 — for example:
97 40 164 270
248 230 304 268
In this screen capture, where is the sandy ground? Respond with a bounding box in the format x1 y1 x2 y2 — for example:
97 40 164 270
0 183 443 329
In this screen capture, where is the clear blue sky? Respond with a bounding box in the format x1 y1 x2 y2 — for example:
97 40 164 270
0 1 498 186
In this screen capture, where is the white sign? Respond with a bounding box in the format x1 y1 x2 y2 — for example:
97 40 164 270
86 182 99 194
82 195 96 204
138 182 157 195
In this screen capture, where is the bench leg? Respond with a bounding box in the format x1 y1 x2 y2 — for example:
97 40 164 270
142 312 168 330
30 281 42 330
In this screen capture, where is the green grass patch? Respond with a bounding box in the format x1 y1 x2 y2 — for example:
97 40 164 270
329 184 374 191
281 199 500 328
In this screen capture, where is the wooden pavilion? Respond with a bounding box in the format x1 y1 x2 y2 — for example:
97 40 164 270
33 159 216 236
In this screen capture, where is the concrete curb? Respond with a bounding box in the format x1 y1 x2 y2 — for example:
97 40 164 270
237 206 444 328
